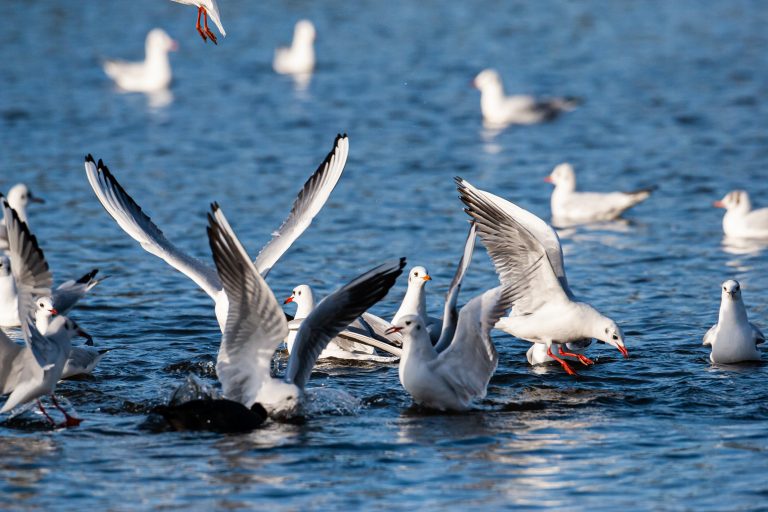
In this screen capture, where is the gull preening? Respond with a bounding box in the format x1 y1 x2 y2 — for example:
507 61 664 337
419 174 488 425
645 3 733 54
455 178 628 376
0 185 45 251
545 163 654 225
207 203 405 419
703 280 764 364
714 190 768 239
170 0 226 44
85 134 349 332
273 20 316 75
472 69 579 128
103 29 178 93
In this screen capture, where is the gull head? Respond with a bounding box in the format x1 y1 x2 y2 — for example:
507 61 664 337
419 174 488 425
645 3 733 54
284 284 313 305
0 255 10 277
600 319 628 358
386 314 427 339
407 266 431 287
295 19 316 43
721 279 742 301
545 162 576 189
147 28 179 53
714 190 751 213
472 69 501 91
259 381 302 420
7 183 45 212
34 295 57 321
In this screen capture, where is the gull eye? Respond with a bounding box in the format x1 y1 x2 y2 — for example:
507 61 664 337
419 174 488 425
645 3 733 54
612 335 618 340
405 320 412 326
39 302 44 307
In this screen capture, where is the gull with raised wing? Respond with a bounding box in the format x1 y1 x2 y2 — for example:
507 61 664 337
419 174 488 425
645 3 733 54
0 185 45 251
455 178 628 376
85 134 349 332
273 20 316 75
545 163 653 225
703 280 763 364
714 190 768 239
207 204 405 419
171 0 226 44
103 29 178 93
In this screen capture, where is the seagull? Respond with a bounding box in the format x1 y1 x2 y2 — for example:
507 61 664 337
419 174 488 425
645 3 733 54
714 190 768 239
0 185 45 251
206 203 405 419
85 134 349 332
545 163 654 224
273 20 316 75
472 69 579 127
703 280 763 364
103 29 178 93
170 0 226 44
0 202 84 426
455 178 628 376
388 283 516 411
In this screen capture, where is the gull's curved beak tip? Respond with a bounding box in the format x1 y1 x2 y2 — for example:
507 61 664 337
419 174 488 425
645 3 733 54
618 345 629 358
385 326 403 335
713 201 724 208
423 275 432 281
284 296 294 304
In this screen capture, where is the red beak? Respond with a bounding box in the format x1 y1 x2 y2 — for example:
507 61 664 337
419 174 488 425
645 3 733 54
544 176 554 183
49 308 58 315
385 326 404 335
284 296 294 304
713 201 725 208
618 345 629 358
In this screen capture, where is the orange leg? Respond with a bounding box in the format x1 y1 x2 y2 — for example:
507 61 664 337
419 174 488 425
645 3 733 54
196 6 208 42
547 345 577 376
51 395 82 428
203 9 218 44
558 345 594 366
37 400 56 426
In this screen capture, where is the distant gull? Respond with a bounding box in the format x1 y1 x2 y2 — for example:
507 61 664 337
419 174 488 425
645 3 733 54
170 0 226 44
103 29 177 93
273 20 317 75
456 178 628 376
703 280 763 364
714 190 768 239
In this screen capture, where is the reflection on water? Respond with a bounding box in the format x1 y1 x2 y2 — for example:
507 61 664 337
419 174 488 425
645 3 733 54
0 436 58 503
722 235 768 256
146 89 174 109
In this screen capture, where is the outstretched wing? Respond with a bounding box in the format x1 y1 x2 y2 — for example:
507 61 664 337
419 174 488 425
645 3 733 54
435 221 477 353
285 258 406 388
207 203 288 407
85 155 222 299
254 134 349 277
456 178 569 314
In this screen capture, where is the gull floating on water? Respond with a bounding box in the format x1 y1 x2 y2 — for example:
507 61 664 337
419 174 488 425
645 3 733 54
273 20 316 75
103 29 177 93
545 163 654 225
472 69 579 128
85 134 349 332
714 190 768 239
703 280 764 364
456 178 628 376
207 203 405 419
0 185 45 251
170 0 226 44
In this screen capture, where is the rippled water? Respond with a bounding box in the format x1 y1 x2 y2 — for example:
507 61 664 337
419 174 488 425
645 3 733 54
2 0 768 509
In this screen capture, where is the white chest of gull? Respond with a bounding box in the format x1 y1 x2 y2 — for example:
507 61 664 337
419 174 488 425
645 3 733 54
103 29 177 93
703 280 763 364
170 0 226 44
545 163 653 225
455 178 628 376
85 134 349 333
0 184 44 251
472 69 579 128
206 204 405 419
714 190 768 239
273 20 316 75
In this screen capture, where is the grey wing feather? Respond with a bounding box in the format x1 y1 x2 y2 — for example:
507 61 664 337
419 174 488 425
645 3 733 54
435 221 477 353
85 155 222 299
703 324 717 346
750 322 765 345
357 312 403 346
53 269 102 314
285 258 406 389
0 331 23 394
61 347 106 379
207 204 289 407
22 319 63 372
255 134 349 277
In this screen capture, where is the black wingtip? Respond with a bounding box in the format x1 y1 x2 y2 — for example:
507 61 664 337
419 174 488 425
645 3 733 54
398 257 407 271
97 158 104 170
210 201 220 213
85 154 95 163
76 269 99 284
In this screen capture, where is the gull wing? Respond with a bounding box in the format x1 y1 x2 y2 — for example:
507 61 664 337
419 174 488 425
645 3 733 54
85 155 222 299
22 319 63 372
207 203 288 407
702 324 717 346
0 331 23 394
285 258 406 389
254 134 349 277
456 178 568 314
750 322 765 345
53 269 102 314
435 221 477 353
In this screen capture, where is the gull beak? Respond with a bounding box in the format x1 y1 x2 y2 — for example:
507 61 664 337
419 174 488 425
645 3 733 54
28 192 45 204
544 176 554 183
77 328 94 346
617 345 629 358
385 326 404 335
49 308 58 315
284 296 294 304
423 275 432 281
170 40 179 52
713 201 725 208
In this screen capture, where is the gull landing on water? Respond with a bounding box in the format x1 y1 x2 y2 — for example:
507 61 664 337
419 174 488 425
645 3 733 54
703 280 764 364
455 178 628 376
171 0 226 44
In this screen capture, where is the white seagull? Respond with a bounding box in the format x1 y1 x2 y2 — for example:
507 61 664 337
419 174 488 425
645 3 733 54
103 29 178 93
703 280 763 364
455 178 629 376
273 20 317 75
170 0 226 44
85 134 349 332
472 69 579 128
545 163 654 224
714 190 768 239
0 185 45 251
206 203 405 418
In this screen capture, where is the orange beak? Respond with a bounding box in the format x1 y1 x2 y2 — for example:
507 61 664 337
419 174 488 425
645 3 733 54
618 345 629 358
385 326 404 335
713 201 725 208
423 275 432 281
49 308 58 315
284 296 294 304
544 176 554 183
